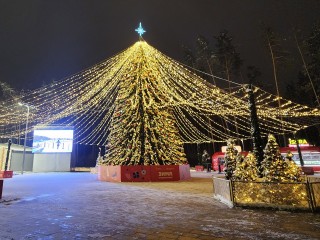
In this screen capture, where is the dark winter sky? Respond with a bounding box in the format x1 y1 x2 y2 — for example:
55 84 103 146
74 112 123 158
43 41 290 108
0 0 319 92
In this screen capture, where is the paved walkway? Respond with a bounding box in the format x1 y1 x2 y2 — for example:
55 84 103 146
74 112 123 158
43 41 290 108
0 171 320 240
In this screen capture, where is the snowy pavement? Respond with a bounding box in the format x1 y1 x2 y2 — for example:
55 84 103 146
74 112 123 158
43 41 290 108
0 171 319 240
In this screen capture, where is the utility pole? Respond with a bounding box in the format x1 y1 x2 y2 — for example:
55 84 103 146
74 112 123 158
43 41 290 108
19 102 30 174
246 84 264 174
294 132 304 166
5 139 12 170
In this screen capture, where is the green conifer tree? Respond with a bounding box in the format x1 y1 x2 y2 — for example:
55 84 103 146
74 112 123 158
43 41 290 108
261 134 287 182
224 139 238 180
104 42 187 165
284 151 302 182
234 152 259 181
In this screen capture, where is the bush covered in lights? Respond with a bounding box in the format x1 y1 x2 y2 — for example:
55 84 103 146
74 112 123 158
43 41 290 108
225 134 302 183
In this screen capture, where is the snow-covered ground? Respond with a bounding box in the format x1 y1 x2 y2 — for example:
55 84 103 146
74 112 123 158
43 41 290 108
0 172 319 239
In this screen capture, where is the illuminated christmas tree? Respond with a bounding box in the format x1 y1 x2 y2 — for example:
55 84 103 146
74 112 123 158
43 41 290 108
224 139 238 180
284 151 302 182
233 152 259 181
256 134 304 183
261 134 288 182
103 40 187 165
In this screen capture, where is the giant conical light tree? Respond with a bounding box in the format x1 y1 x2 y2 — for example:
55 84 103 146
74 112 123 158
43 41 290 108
105 40 186 165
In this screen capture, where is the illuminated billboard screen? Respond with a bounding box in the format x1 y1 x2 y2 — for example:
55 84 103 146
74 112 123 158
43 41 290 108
32 128 74 153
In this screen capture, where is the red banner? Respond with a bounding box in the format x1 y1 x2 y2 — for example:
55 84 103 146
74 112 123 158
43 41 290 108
98 165 190 182
0 170 13 179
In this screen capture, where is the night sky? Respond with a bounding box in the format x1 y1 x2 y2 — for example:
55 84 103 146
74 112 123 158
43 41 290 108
1 0 320 91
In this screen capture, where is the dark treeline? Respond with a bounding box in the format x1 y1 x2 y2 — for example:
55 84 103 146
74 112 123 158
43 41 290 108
181 21 320 108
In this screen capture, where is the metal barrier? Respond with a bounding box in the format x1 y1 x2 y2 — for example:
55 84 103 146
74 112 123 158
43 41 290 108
309 180 320 212
213 177 233 207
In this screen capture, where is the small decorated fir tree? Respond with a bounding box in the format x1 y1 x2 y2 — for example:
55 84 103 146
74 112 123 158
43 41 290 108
236 152 245 166
224 139 238 180
284 151 302 182
261 134 287 182
96 147 105 166
261 135 303 182
233 153 244 180
234 152 259 181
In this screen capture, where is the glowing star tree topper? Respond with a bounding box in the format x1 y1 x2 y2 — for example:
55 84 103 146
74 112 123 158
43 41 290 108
135 22 146 37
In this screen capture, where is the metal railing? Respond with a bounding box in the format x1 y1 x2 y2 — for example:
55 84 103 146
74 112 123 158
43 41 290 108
309 178 320 211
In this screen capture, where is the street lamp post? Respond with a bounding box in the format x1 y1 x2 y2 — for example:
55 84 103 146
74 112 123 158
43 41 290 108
19 102 30 174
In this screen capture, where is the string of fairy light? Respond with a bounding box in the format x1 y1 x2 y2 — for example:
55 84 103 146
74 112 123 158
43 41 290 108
0 39 320 145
